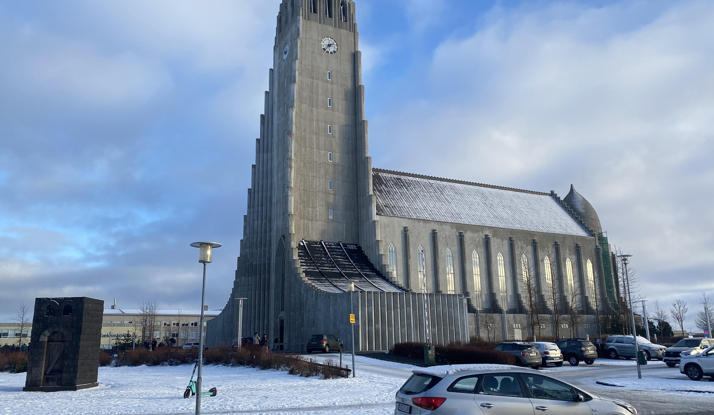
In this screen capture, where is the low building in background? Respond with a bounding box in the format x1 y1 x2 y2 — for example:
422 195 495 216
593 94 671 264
101 307 220 350
0 323 31 347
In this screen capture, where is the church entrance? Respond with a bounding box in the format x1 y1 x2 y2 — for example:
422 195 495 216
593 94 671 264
43 332 65 386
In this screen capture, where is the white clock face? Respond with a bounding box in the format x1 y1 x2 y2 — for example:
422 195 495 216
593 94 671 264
321 37 338 55
282 44 289 59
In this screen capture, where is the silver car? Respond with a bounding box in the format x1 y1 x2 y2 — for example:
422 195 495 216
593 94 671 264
532 342 564 367
604 335 665 361
394 365 637 415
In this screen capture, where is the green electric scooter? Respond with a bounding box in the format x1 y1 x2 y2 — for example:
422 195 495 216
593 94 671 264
183 361 218 399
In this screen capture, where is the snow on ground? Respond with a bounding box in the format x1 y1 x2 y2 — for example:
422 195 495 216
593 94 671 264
0 364 405 415
596 377 714 395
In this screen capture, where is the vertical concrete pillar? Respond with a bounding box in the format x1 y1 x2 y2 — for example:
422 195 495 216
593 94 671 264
380 292 388 350
366 292 374 351
508 237 518 313
484 235 496 313
403 227 411 290
458 232 468 296
431 230 441 293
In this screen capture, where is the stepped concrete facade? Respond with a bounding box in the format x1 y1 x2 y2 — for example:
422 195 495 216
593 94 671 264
207 0 620 351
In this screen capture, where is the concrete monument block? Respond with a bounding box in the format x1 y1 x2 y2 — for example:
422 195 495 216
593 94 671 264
24 297 104 392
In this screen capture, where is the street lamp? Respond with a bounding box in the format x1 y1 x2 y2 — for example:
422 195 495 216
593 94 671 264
190 242 221 415
619 254 641 380
348 283 356 378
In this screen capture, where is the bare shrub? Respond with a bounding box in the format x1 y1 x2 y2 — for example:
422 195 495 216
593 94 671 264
0 352 28 373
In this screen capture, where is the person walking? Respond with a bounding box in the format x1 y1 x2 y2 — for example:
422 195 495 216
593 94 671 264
262 334 269 351
253 332 260 347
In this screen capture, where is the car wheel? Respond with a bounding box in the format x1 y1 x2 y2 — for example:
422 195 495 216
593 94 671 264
644 351 652 361
324 345 330 353
686 364 704 381
585 360 595 365
608 349 619 360
555 362 563 367
666 362 677 368
569 356 579 366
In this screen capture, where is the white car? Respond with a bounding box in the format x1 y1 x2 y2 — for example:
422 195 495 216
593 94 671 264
395 365 637 415
182 342 200 350
680 345 714 381
532 342 564 367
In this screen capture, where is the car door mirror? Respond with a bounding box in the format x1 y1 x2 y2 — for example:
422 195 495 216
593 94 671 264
576 393 586 402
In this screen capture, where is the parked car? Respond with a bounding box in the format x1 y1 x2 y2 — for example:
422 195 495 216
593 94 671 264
231 337 255 349
306 334 342 353
664 337 714 368
182 342 200 350
604 335 666 361
394 366 638 415
555 338 598 366
532 342 564 367
493 342 542 369
680 345 714 381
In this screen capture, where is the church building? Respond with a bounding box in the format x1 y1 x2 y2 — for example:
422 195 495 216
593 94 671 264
206 0 620 351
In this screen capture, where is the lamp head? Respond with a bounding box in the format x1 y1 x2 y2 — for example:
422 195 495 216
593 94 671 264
618 254 632 265
191 242 222 263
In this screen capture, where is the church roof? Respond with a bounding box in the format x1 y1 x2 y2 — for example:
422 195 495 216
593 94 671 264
563 185 603 234
372 169 592 237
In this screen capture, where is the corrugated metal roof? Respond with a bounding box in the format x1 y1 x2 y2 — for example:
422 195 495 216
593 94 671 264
373 169 591 237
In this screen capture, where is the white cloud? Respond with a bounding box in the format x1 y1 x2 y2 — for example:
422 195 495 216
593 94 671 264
370 1 714 314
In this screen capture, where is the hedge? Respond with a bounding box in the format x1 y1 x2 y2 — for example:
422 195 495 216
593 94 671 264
391 342 517 366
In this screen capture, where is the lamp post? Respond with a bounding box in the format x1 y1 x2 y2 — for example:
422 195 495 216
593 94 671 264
642 300 650 342
619 254 641 380
348 283 356 378
235 298 246 349
190 242 221 415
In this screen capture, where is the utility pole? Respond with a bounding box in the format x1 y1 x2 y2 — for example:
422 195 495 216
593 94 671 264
642 300 650 342
348 283 356 378
705 294 712 339
620 254 641 380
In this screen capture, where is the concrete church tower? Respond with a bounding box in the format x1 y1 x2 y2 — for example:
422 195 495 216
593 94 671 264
208 0 621 350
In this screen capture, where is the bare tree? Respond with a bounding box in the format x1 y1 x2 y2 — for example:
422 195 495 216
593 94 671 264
520 260 544 340
543 254 563 338
653 301 669 323
482 313 498 342
15 304 31 348
139 299 158 348
695 295 713 333
566 281 582 338
671 299 688 336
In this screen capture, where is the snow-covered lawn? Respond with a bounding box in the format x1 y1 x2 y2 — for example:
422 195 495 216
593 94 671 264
0 364 405 415
596 376 714 394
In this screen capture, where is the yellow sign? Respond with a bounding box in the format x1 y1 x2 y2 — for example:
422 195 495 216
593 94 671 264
349 314 356 324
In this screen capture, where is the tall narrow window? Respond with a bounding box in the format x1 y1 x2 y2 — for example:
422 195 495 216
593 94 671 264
566 258 574 295
544 256 553 307
328 152 333 162
388 244 397 280
310 0 317 14
328 125 333 134
445 248 455 294
521 254 529 285
325 0 332 17
328 209 334 220
328 98 333 107
497 253 507 307
472 251 481 309
340 1 347 22
587 260 595 297
417 246 427 292
328 180 333 190
327 71 332 80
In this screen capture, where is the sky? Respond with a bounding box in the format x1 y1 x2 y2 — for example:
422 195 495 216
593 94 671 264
0 0 712 332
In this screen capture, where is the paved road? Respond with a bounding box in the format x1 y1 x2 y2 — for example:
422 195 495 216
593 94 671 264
306 353 714 415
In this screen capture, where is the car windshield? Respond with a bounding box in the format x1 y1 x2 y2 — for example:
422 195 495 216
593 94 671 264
400 374 443 395
674 339 702 348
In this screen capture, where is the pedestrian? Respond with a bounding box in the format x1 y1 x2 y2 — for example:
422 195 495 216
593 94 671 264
262 334 269 351
272 337 280 351
253 332 260 346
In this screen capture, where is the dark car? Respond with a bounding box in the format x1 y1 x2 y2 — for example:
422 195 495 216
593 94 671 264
306 334 343 353
231 337 254 349
493 342 542 369
555 338 598 366
664 338 714 367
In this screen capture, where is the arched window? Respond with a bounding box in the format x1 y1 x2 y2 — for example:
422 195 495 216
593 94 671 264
587 260 595 297
544 256 553 306
566 258 574 295
445 248 455 294
497 253 507 307
310 0 317 14
417 246 427 293
340 1 347 22
472 251 481 309
62 305 73 316
325 0 333 18
388 244 397 280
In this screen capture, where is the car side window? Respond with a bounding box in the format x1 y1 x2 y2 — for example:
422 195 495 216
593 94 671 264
479 374 524 398
706 348 714 357
494 344 503 351
502 344 514 351
568 341 579 348
448 376 480 393
615 338 624 344
522 374 577 402
556 341 566 349
625 338 634 345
